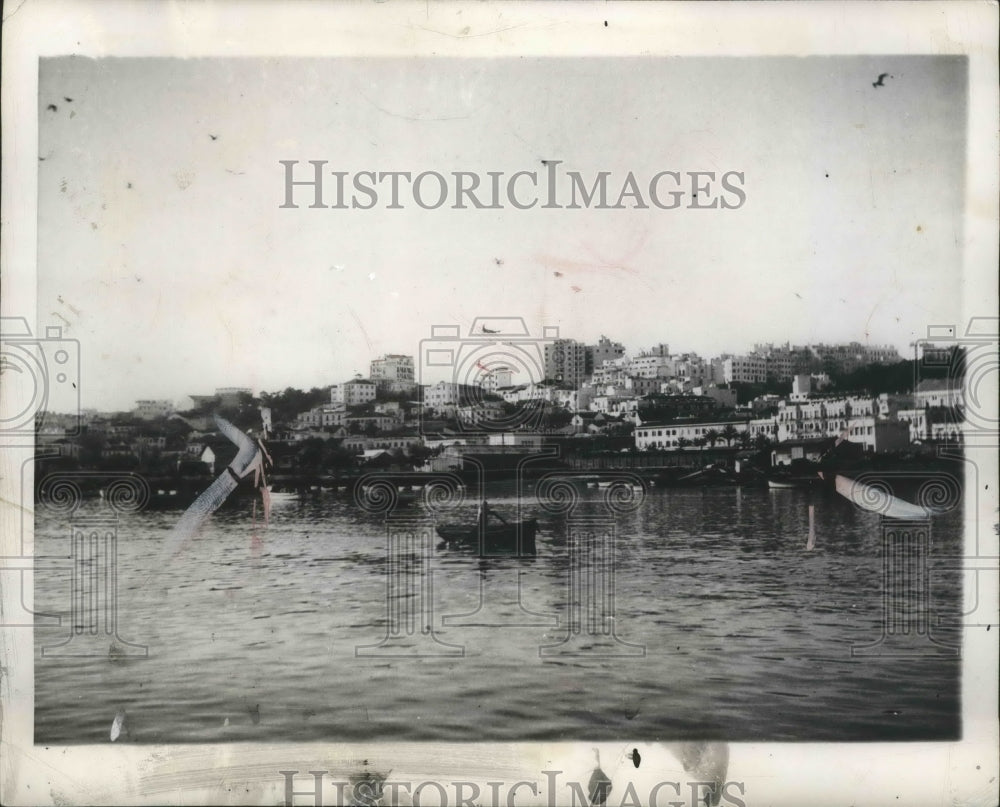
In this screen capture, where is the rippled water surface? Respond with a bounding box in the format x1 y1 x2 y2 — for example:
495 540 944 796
34 484 962 743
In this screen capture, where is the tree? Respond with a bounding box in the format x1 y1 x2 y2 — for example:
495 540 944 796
258 386 331 427
323 443 355 473
541 407 573 431
295 438 325 472
407 444 434 466
677 436 692 449
721 424 739 446
704 429 721 447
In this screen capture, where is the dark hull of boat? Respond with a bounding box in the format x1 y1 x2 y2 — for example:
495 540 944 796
767 477 822 490
436 519 538 556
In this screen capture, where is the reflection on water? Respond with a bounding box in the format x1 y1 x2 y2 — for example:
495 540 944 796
34 485 962 743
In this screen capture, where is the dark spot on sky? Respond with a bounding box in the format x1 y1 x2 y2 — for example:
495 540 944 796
248 704 260 724
209 134 219 140
47 104 57 112
604 20 608 27
541 159 548 166
554 271 563 278
64 97 73 103
126 182 132 189
824 173 829 178
494 258 503 266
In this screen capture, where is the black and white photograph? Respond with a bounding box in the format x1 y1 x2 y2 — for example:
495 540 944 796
1 2 997 806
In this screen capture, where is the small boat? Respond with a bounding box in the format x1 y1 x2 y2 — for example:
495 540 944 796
676 464 737 487
767 472 821 490
435 518 538 556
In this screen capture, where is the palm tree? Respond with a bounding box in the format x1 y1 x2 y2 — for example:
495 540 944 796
704 429 721 448
721 424 739 446
677 436 692 449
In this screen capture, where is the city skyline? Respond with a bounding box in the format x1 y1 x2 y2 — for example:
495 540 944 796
58 331 917 415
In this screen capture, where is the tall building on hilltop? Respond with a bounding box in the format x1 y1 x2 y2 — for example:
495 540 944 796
544 339 588 388
585 335 626 375
369 354 416 395
370 354 414 383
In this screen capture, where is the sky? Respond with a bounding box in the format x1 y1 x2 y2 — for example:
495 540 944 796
37 55 968 411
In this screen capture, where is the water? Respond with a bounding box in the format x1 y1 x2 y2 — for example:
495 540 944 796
33 484 962 743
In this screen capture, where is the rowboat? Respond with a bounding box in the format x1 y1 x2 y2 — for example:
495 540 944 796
767 476 820 490
435 518 538 556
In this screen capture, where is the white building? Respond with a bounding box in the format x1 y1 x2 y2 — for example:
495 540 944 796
790 374 812 402
296 406 348 428
369 354 417 394
720 355 768 385
480 366 513 393
591 396 640 416
896 406 964 443
133 399 174 420
914 379 963 409
331 378 377 407
776 396 876 443
634 419 753 450
628 354 674 379
423 381 463 408
343 435 424 452
370 354 415 383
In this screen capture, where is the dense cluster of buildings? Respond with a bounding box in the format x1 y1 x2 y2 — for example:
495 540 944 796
36 335 964 473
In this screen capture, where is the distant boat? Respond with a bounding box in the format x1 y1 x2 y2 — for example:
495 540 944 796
676 464 736 486
767 475 820 490
435 518 537 556
835 474 930 520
